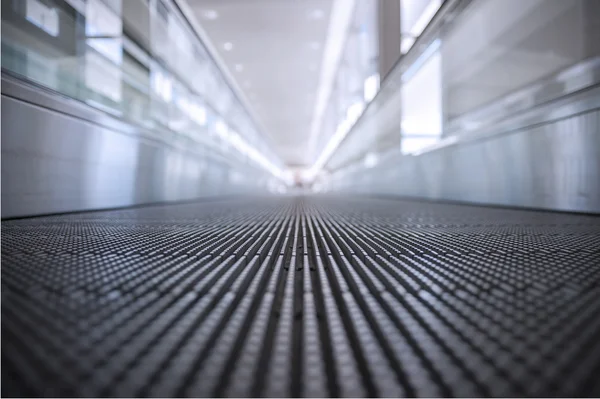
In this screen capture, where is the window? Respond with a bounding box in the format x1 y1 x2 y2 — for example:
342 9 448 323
26 0 59 37
400 41 442 154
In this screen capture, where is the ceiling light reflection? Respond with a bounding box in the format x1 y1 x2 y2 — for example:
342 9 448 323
308 9 325 20
202 10 219 20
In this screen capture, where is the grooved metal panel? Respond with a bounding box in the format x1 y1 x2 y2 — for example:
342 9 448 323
2 197 600 397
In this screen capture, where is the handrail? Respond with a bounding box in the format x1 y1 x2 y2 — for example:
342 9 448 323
325 0 600 173
172 0 282 165
328 62 600 172
314 0 469 175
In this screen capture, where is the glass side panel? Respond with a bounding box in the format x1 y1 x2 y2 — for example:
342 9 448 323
1 0 283 177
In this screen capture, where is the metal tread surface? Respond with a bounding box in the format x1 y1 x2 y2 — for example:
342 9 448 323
2 196 600 397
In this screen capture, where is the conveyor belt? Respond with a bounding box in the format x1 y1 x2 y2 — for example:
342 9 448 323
2 197 600 397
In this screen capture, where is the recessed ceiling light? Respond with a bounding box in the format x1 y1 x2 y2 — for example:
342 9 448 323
235 64 244 72
308 9 324 20
308 41 321 50
223 42 233 51
202 10 219 20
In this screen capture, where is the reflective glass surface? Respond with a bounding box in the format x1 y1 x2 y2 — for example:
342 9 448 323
1 0 283 178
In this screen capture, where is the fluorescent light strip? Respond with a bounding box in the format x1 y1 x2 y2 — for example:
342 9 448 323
307 0 356 161
307 38 441 181
306 101 364 180
175 0 283 178
363 74 380 102
223 127 289 183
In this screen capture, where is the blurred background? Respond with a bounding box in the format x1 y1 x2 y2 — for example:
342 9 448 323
2 2 600 397
2 0 599 217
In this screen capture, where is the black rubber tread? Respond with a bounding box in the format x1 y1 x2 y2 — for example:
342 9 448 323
2 197 600 397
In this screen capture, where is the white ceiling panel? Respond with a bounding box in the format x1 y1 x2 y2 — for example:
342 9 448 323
186 0 334 167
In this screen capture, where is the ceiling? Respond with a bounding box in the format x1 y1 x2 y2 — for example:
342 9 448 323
185 0 335 167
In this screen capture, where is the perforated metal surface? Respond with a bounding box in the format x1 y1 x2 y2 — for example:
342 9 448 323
2 197 600 397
